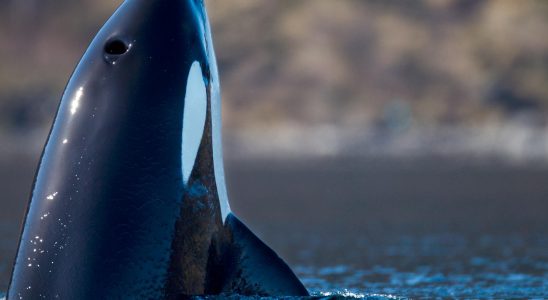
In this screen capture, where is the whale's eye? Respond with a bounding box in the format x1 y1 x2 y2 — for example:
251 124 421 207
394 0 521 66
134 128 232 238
104 39 129 65
104 39 129 55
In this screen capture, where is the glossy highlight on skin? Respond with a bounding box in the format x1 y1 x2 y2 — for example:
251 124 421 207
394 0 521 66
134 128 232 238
7 0 307 298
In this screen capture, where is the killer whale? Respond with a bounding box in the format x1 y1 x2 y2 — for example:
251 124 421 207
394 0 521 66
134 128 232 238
7 0 308 298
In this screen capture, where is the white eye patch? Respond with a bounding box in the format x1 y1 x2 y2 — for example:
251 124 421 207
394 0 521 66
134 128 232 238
181 61 207 184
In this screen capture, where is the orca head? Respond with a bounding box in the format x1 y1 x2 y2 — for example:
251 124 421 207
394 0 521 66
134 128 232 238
54 0 219 183
66 0 231 218
41 0 226 209
80 0 231 216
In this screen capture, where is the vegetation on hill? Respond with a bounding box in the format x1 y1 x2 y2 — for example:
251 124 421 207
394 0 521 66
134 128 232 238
1 0 548 158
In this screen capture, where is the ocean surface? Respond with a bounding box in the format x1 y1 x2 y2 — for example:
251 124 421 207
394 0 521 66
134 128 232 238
1 157 547 298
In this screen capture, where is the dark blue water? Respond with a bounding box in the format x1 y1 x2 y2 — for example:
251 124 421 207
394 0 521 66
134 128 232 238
197 233 547 298
293 234 548 299
2 234 547 299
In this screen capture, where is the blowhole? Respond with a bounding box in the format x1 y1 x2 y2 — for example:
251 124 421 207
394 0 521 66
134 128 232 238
104 39 128 55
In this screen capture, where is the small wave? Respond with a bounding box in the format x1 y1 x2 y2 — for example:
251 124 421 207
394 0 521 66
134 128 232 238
317 290 405 299
192 291 405 300
0 291 402 300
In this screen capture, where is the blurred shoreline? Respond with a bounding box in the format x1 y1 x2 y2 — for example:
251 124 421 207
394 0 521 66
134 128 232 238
225 123 548 165
5 122 548 166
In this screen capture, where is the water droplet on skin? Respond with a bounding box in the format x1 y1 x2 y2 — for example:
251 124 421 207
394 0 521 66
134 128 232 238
46 192 58 200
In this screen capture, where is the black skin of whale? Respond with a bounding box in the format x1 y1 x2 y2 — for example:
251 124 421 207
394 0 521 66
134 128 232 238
7 0 309 298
